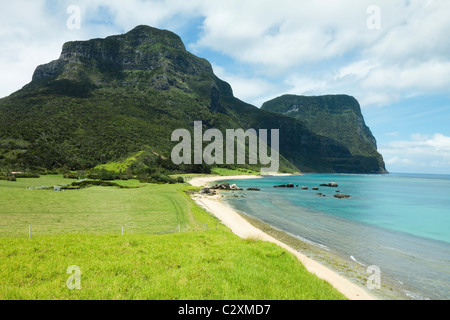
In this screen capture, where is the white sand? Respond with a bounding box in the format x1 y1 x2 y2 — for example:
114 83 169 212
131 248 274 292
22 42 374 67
189 175 376 300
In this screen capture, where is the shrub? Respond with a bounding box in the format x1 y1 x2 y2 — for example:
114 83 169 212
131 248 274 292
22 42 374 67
13 172 40 178
88 169 116 181
66 180 122 189
139 173 178 184
64 173 79 179
0 175 16 182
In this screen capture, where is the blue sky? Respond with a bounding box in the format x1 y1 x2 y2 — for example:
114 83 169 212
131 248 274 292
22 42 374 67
1 0 449 174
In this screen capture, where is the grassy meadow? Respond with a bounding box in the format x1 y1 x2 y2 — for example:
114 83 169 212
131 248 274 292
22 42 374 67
0 175 346 300
0 175 201 237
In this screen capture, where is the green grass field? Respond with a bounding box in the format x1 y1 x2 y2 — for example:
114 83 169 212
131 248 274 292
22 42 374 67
0 175 203 237
0 175 346 300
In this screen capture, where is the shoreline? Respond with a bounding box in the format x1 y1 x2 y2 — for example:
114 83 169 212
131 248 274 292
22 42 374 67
189 174 377 300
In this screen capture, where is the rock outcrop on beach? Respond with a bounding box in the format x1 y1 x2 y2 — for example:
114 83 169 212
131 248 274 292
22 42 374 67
199 181 248 196
212 183 231 190
209 182 243 191
199 187 216 195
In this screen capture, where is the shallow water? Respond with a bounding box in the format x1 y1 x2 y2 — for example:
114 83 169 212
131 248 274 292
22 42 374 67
221 173 450 300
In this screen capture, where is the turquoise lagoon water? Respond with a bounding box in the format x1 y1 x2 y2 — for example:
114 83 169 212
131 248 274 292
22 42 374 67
222 173 450 300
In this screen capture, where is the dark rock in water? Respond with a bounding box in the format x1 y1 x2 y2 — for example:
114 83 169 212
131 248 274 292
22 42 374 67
316 193 326 197
329 182 338 187
301 186 308 190
247 188 260 191
296 185 299 187
320 182 339 187
334 193 351 199
336 190 341 193
274 183 294 188
312 187 319 190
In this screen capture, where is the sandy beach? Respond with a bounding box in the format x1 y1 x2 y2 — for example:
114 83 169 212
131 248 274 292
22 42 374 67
189 174 376 300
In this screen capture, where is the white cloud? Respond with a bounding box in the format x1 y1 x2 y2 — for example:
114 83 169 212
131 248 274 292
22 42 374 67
335 60 381 81
193 0 450 107
366 0 450 62
362 60 450 93
1 0 450 110
211 64 280 107
0 0 117 98
194 0 374 72
283 75 329 97
379 133 450 174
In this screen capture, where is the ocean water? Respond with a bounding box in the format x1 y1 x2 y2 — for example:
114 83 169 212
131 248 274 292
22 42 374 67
221 173 450 300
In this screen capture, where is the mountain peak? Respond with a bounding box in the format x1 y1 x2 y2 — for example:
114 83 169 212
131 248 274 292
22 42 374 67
32 25 189 83
110 25 186 51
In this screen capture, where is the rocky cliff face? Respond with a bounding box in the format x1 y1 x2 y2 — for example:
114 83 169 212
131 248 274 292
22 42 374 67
32 25 216 92
261 94 387 173
34 26 187 76
0 26 386 173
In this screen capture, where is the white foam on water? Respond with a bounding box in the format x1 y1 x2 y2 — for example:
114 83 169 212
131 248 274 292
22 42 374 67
350 255 367 266
288 232 330 251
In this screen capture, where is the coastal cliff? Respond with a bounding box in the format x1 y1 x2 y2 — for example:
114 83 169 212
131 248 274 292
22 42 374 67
262 95 387 173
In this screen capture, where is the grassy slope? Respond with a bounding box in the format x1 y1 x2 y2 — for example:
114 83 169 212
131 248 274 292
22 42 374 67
211 167 261 176
94 151 144 173
0 233 346 300
0 176 346 300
